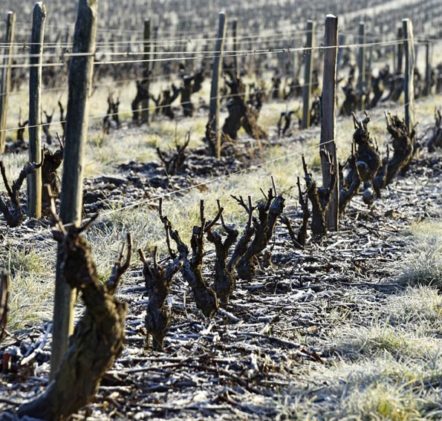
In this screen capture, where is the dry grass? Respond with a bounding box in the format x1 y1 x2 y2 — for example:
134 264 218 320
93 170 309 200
282 287 442 420
280 220 442 420
397 220 442 290
6 247 55 331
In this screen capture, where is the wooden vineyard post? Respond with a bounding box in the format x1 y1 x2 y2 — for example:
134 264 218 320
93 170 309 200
402 18 415 132
0 12 16 154
232 19 239 79
423 40 431 96
302 20 315 129
357 21 366 110
152 25 159 73
368 39 373 79
141 19 151 124
50 0 97 379
28 2 46 219
293 48 298 82
396 26 404 74
209 11 227 159
320 15 339 231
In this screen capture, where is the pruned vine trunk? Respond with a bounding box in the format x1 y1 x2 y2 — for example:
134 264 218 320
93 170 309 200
139 248 182 350
18 223 131 420
236 189 285 281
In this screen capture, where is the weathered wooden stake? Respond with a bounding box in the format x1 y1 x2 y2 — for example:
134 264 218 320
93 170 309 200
232 19 239 79
50 0 97 379
209 12 227 159
0 12 16 154
248 38 255 77
302 20 315 129
320 15 339 231
152 25 159 73
396 26 404 74
27 2 46 219
424 40 431 96
402 18 415 132
141 19 151 124
293 48 298 80
368 41 373 77
357 21 366 110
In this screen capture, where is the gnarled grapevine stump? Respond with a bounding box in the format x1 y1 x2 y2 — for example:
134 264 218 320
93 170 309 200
18 224 131 420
